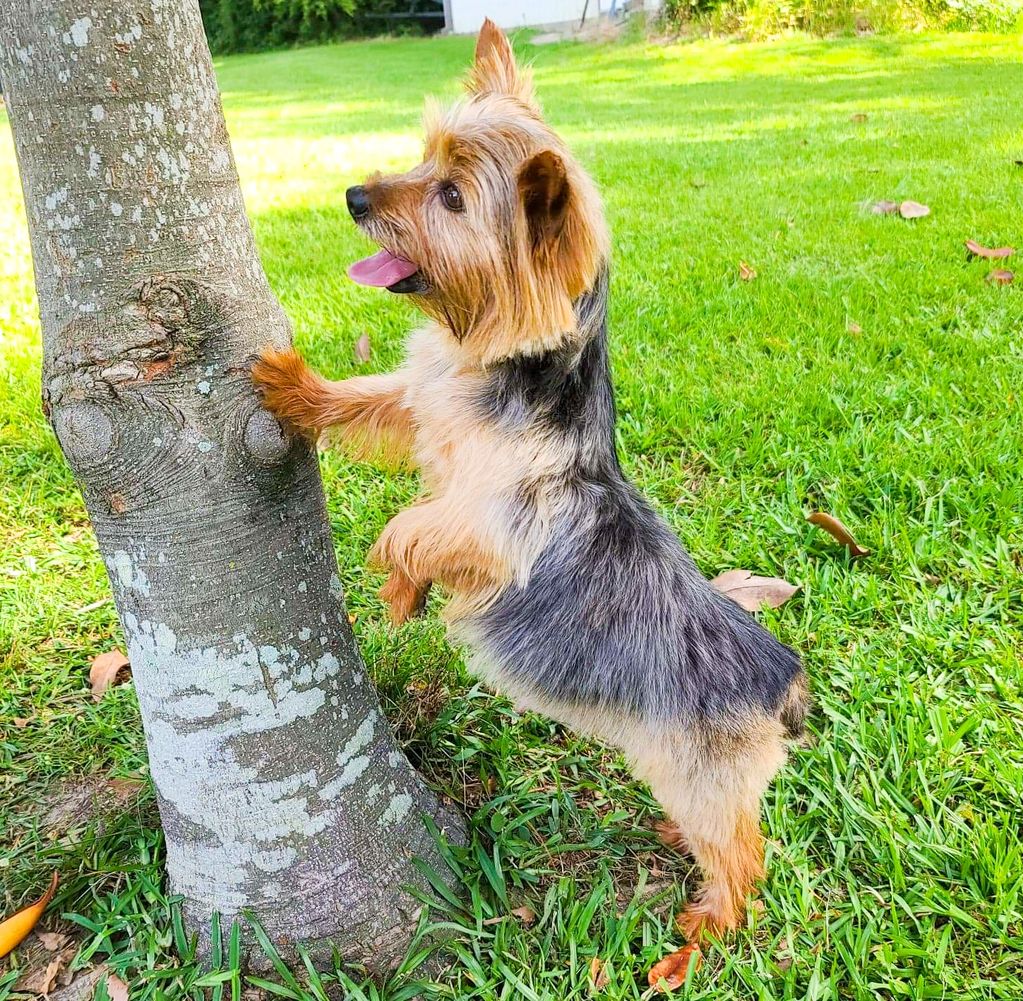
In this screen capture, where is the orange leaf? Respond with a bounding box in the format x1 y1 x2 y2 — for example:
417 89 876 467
965 239 1013 260
648 943 702 992
738 261 757 281
986 268 1014 286
807 512 870 557
710 570 800 611
589 956 610 990
89 650 131 700
0 872 59 959
354 333 371 364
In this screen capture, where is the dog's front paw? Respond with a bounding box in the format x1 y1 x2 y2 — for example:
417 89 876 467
251 348 321 434
380 569 430 626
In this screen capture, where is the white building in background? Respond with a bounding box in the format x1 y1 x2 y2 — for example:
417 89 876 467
443 0 661 36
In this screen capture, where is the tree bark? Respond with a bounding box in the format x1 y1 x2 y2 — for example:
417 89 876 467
0 0 460 971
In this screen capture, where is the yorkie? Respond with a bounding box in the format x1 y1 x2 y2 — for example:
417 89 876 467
253 20 807 940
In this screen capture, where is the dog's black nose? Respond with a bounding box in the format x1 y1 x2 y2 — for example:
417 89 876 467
346 185 371 222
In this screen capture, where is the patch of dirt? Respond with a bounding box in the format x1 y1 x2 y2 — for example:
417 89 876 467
41 773 149 838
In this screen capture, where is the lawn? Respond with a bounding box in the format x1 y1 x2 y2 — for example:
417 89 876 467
2 27 1023 1001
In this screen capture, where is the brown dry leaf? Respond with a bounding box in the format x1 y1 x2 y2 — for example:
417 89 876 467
13 716 30 728
899 200 930 219
354 333 371 364
106 974 130 1001
0 872 59 959
847 321 862 334
871 199 899 215
512 905 536 926
738 261 757 281
89 650 130 700
648 944 703 992
807 512 870 557
850 112 868 123
17 955 63 995
710 570 800 611
965 239 1014 260
589 956 610 991
986 268 1014 286
37 930 68 951
51 966 107 1001
483 904 536 927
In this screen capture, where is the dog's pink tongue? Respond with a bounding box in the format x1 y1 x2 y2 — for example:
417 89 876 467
347 249 419 287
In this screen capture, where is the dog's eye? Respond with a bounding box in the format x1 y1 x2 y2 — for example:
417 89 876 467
441 183 464 212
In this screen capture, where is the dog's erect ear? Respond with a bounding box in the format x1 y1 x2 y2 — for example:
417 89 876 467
519 149 605 303
518 150 570 245
466 18 536 106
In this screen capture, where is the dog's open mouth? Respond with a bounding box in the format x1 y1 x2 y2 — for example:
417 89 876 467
347 249 422 294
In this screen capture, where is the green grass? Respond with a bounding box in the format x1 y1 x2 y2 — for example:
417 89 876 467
3 29 1023 1000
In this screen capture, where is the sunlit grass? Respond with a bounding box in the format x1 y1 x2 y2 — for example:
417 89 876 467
2 29 1023 1001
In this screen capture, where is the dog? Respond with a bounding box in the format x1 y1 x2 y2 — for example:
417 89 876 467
252 19 808 941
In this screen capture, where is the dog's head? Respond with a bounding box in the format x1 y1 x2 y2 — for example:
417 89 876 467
346 19 609 361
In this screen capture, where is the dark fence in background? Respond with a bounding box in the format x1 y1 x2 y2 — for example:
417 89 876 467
199 0 446 54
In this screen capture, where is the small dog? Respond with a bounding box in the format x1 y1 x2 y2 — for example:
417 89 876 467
253 20 808 941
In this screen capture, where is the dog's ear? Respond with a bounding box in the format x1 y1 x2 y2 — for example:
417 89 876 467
519 149 605 302
466 19 536 107
519 150 570 245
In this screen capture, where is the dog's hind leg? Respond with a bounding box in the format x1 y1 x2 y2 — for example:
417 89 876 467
635 722 787 941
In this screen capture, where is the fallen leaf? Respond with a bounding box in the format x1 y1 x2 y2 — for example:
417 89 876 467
850 112 868 123
807 512 870 557
965 239 1014 260
589 956 610 990
648 944 702 992
898 200 930 219
106 974 130 1001
512 905 536 925
710 570 800 611
775 952 793 972
871 199 899 215
37 930 68 951
17 955 63 995
50 964 107 1001
847 321 862 334
0 872 59 959
738 261 757 281
13 716 30 728
354 333 371 364
986 268 1014 285
482 904 536 927
89 650 131 700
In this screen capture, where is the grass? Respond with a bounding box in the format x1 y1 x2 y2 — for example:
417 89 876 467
2 27 1023 1001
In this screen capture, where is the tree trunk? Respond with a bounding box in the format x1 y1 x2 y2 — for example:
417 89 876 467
0 0 461 971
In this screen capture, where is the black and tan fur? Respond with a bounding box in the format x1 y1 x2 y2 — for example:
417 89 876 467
253 20 808 941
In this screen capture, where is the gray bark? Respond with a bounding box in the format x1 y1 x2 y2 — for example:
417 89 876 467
0 0 461 971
